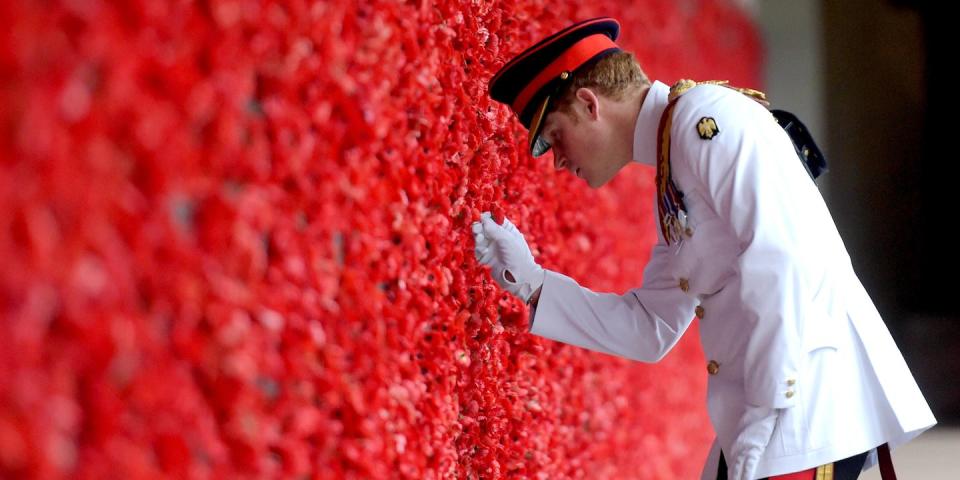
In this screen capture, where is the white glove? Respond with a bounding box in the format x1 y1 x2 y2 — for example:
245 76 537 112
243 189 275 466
728 405 779 480
471 212 545 303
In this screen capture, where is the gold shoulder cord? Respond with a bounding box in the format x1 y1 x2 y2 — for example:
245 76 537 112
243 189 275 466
670 78 768 104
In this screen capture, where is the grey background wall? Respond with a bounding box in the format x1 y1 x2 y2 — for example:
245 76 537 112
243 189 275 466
754 0 959 424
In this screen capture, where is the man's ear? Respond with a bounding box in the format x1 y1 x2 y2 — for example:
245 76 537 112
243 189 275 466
575 87 599 120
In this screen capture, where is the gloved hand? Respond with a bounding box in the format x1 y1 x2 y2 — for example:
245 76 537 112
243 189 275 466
728 404 779 480
471 212 545 304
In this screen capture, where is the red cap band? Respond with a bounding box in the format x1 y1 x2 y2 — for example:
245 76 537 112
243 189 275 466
510 33 619 114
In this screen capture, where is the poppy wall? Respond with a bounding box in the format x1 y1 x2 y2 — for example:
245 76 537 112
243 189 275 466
0 0 761 478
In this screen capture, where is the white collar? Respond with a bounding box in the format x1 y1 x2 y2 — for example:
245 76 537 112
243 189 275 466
632 80 670 166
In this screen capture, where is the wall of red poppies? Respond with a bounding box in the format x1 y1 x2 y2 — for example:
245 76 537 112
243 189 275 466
1 1 760 478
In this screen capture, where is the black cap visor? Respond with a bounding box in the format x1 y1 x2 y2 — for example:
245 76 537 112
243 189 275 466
528 95 553 157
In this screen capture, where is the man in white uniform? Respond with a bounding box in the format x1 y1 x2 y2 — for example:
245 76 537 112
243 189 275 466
474 16 936 480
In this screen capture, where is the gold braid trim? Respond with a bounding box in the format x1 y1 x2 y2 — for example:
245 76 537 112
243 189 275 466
815 462 835 480
668 79 768 105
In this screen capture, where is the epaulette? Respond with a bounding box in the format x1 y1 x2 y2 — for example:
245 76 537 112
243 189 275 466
668 79 769 104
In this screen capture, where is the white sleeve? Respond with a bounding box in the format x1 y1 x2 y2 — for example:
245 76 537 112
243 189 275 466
529 234 698 363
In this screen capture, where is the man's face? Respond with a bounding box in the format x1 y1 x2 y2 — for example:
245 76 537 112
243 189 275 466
540 89 617 189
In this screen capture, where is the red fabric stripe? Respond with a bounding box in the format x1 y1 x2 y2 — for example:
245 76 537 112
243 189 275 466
768 468 815 480
510 34 618 114
489 18 613 87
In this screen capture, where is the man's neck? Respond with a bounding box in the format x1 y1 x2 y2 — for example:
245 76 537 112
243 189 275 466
618 84 650 165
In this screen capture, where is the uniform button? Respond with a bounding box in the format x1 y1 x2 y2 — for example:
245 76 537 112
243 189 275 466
679 278 690 292
695 305 705 318
787 378 796 386
685 227 694 238
785 390 795 399
707 360 720 375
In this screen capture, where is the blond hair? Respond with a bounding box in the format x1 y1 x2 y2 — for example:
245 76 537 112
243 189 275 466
550 51 650 122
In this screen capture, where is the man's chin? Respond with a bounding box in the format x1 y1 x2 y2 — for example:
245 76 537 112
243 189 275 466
588 173 613 189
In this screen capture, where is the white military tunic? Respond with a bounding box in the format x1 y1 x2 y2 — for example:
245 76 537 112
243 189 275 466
528 80 936 479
